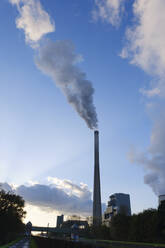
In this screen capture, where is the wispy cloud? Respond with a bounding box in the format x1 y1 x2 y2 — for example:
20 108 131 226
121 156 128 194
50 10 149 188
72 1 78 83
9 0 55 45
92 0 125 27
121 0 165 97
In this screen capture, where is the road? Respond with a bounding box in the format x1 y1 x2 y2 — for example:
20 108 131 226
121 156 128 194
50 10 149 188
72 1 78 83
9 238 30 248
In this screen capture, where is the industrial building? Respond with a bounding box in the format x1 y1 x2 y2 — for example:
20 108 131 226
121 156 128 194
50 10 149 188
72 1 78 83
56 214 64 228
103 193 131 227
56 215 88 229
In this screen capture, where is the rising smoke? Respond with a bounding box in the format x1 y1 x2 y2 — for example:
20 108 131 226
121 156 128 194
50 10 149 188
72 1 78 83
9 0 98 129
129 112 165 196
35 40 98 129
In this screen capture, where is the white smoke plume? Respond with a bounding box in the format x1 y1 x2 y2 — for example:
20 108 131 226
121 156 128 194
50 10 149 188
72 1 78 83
35 40 98 129
129 112 165 196
0 178 93 215
9 0 98 129
93 0 126 27
121 0 165 97
9 0 55 45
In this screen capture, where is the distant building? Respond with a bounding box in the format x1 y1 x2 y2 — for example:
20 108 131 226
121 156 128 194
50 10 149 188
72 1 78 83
103 193 131 227
61 215 88 229
86 216 93 226
67 215 82 221
56 214 64 228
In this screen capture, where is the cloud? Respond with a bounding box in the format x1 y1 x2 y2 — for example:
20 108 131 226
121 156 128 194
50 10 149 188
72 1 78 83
0 178 93 216
121 0 165 97
92 0 125 27
0 182 12 192
119 0 165 197
48 177 91 200
10 0 21 4
9 0 55 45
128 112 165 196
35 40 98 129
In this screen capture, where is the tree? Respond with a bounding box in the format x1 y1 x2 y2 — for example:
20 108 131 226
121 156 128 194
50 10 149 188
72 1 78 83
158 200 165 241
0 189 26 245
129 209 158 243
110 214 131 241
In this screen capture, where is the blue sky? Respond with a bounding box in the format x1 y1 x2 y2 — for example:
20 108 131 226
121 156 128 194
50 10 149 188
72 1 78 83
1 0 165 226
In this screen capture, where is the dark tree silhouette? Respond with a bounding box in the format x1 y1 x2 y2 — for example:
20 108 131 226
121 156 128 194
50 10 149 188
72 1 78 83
0 189 26 245
129 209 158 242
158 200 165 241
89 208 161 243
110 214 131 241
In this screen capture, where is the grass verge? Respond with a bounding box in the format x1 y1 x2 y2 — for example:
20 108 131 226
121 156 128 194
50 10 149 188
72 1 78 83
0 238 21 248
97 239 165 247
82 238 165 248
30 238 38 248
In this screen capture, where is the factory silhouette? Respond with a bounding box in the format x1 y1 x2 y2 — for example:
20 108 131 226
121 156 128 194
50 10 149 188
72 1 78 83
31 130 132 234
52 129 164 235
55 130 132 230
31 130 165 238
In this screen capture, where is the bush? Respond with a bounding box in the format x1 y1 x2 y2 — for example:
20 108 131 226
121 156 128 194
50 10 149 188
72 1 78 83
0 190 26 245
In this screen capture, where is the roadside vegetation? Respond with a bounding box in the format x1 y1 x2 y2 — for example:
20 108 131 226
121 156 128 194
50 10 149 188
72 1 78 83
88 200 165 244
0 189 26 246
30 237 38 248
0 238 21 248
97 239 165 248
1 187 165 247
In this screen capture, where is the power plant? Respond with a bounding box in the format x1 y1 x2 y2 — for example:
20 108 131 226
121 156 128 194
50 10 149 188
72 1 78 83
103 193 131 227
93 130 102 226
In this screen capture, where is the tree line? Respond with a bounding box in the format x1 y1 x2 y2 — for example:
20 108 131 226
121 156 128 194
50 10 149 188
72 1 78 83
90 201 165 243
1 187 165 245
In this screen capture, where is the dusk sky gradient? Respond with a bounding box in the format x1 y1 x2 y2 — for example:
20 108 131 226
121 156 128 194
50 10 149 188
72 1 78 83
1 0 165 226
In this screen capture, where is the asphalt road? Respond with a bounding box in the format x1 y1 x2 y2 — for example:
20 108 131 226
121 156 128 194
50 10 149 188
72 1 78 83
9 238 30 248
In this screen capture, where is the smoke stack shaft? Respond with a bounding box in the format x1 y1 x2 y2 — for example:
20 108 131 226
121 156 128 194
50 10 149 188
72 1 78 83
93 130 102 226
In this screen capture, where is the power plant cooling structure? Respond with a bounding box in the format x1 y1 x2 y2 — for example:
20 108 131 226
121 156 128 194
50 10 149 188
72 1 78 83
93 130 102 226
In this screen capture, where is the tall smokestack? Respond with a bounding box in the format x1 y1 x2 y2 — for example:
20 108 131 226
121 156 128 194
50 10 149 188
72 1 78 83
93 130 102 226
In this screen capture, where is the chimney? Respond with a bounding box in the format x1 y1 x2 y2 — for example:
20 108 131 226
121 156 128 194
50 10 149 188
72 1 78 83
93 130 102 226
